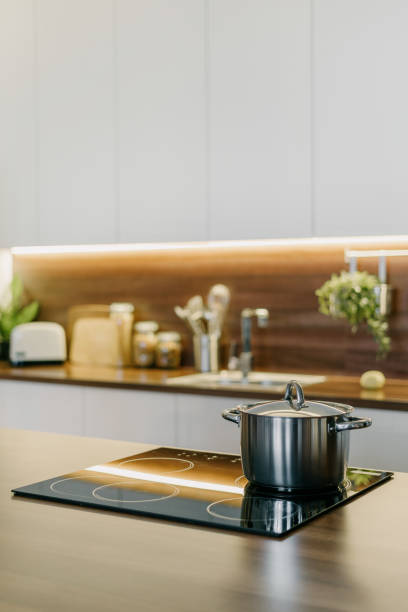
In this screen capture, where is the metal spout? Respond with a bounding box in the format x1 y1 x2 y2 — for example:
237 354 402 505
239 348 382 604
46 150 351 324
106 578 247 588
240 307 269 380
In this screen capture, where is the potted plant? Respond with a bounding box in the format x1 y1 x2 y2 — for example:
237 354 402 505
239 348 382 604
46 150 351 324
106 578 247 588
0 275 39 360
315 270 390 359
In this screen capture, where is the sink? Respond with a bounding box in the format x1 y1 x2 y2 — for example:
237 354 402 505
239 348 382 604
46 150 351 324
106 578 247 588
167 371 326 392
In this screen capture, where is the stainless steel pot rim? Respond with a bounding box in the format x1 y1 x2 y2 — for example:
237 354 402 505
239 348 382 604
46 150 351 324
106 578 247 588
238 399 353 418
237 381 353 418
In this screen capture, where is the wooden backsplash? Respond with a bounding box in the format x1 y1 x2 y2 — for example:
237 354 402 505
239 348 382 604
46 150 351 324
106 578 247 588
12 238 408 377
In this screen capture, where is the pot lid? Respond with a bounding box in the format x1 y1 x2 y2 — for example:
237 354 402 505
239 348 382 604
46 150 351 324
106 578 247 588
241 381 353 418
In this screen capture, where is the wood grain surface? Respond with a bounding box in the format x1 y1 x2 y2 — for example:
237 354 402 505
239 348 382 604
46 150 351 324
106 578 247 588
2 362 408 411
1 428 407 612
12 238 408 378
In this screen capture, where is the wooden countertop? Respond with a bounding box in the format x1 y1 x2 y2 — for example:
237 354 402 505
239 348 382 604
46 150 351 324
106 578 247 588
1 360 408 410
1 428 407 612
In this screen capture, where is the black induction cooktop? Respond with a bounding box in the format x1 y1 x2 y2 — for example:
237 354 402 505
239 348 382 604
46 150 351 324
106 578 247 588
12 446 393 537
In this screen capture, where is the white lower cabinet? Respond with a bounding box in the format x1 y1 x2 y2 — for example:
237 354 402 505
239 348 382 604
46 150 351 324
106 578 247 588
83 387 177 446
0 380 83 435
1 380 407 471
349 408 408 473
175 393 242 454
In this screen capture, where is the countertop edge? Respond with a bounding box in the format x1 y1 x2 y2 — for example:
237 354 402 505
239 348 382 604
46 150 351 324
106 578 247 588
1 363 408 411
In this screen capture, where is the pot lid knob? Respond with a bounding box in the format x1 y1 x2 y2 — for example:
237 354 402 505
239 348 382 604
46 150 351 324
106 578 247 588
284 380 306 411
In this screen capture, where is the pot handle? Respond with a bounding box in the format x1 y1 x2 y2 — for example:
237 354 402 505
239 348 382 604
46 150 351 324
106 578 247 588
222 407 241 426
334 416 372 432
284 380 306 410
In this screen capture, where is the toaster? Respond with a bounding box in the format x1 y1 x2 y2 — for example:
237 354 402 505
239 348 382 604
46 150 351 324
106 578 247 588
9 322 67 365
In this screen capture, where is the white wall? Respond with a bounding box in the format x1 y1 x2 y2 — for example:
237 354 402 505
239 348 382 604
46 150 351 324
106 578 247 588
1 0 408 247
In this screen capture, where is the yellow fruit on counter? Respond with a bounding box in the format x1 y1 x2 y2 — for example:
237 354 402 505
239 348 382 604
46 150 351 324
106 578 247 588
360 370 386 390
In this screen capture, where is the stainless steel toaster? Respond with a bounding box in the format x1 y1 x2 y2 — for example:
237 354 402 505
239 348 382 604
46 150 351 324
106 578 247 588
9 322 67 365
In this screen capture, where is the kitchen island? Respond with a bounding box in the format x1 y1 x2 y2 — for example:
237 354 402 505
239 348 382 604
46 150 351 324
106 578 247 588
1 428 407 612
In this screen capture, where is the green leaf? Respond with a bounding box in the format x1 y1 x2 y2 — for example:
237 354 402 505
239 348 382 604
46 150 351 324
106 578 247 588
14 301 39 327
9 275 23 311
0 312 17 341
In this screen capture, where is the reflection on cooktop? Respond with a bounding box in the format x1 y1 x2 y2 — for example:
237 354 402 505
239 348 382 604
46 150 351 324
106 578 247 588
12 447 393 537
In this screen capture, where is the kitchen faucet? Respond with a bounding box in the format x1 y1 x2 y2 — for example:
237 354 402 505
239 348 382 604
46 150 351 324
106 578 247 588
240 307 269 381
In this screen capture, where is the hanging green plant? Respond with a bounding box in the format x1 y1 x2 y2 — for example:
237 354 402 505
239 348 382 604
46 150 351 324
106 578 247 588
315 270 390 359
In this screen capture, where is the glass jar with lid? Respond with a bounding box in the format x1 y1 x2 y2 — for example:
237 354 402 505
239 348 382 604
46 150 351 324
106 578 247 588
132 321 159 368
155 332 182 369
109 302 135 367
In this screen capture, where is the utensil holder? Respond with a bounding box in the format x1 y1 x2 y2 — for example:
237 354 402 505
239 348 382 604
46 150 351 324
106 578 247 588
193 334 219 372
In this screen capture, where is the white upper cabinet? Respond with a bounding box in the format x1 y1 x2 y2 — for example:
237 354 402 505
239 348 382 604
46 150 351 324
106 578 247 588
0 1 38 248
117 0 207 243
36 0 116 245
208 0 312 240
313 0 408 236
0 0 311 246
3 1 408 245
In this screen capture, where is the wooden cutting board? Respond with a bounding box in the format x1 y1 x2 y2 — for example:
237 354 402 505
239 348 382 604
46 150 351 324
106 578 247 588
69 317 121 367
67 304 110 343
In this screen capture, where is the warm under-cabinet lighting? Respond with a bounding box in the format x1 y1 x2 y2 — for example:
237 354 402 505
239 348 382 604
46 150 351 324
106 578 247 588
10 235 408 256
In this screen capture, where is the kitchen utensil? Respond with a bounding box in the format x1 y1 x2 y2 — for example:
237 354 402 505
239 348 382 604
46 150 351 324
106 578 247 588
186 296 205 334
175 300 205 336
222 380 372 492
186 295 204 316
174 306 196 333
9 322 67 365
174 305 189 320
178 290 228 371
193 333 219 372
190 310 207 335
207 284 230 335
69 318 120 367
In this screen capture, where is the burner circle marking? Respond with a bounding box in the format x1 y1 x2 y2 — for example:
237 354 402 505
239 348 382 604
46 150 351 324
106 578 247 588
206 497 302 523
92 481 179 503
206 497 244 521
50 476 97 499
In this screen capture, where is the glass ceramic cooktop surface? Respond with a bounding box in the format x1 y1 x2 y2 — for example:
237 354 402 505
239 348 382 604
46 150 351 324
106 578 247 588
12 447 393 537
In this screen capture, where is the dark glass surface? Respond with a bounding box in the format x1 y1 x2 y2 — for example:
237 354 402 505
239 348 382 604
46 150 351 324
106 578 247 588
12 447 393 537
